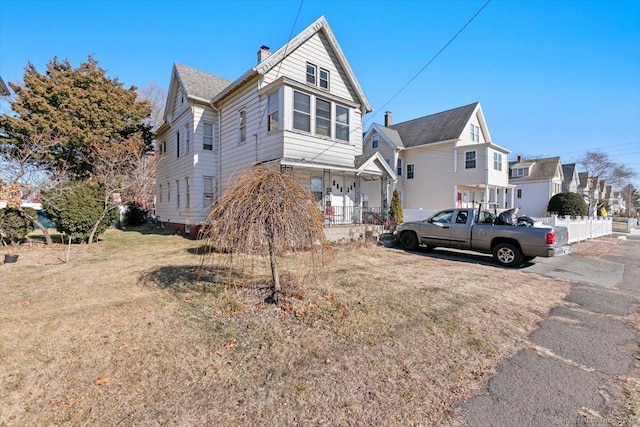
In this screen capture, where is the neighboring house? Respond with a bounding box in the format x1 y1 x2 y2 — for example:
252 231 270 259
508 156 564 218
155 16 395 235
577 171 592 201
0 76 10 96
361 102 511 212
561 163 580 193
609 190 626 214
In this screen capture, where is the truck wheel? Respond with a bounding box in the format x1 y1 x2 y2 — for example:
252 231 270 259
493 243 522 267
400 231 419 251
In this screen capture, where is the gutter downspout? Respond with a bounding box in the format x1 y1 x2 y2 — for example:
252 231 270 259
210 101 222 200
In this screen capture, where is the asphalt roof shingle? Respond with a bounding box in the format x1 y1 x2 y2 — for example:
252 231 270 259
174 63 233 101
389 102 479 147
509 156 561 181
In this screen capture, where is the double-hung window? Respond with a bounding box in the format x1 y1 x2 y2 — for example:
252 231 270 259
267 92 279 131
396 158 403 176
306 63 316 85
185 125 190 154
176 131 180 157
493 152 502 171
238 110 247 143
335 105 349 141
185 178 190 208
372 134 379 149
167 182 171 202
203 122 213 150
470 124 480 142
293 91 311 132
319 68 329 89
176 180 180 208
315 98 331 137
203 176 214 207
407 164 415 180
465 151 477 169
159 185 163 203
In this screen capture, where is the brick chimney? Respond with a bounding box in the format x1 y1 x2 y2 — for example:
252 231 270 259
257 45 271 64
517 155 523 162
384 111 392 127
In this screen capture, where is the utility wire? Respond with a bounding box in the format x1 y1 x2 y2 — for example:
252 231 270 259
363 0 492 128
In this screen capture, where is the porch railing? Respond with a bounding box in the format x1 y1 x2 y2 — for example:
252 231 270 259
325 206 391 227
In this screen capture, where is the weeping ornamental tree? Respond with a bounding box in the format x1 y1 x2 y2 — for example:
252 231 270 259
200 169 329 304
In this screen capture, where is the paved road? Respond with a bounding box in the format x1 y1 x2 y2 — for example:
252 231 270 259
461 234 640 426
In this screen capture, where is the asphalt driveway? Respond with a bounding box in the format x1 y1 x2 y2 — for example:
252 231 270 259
462 236 640 426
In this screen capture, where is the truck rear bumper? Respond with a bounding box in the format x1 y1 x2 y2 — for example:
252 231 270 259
547 244 572 257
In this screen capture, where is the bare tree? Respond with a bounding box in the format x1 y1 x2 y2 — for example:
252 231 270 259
86 135 147 244
200 169 329 303
578 150 637 190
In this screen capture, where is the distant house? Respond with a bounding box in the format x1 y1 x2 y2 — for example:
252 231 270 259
508 156 564 218
0 76 10 96
155 16 395 235
561 163 580 193
361 102 511 212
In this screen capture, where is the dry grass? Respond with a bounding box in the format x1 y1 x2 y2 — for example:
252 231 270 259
0 227 570 426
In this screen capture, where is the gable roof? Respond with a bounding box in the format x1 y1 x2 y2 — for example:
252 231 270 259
509 156 562 181
213 16 371 112
174 63 233 101
389 102 479 148
577 172 590 189
562 163 576 179
365 123 405 149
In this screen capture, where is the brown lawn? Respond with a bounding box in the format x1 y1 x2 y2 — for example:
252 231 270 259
0 227 578 425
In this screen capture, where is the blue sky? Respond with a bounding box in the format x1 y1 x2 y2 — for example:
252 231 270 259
1 0 639 183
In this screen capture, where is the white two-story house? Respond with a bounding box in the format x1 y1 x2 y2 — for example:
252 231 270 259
155 16 395 235
361 102 512 216
508 156 564 218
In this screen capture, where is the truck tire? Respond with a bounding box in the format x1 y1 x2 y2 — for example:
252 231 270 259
400 231 419 251
523 255 537 262
493 243 522 267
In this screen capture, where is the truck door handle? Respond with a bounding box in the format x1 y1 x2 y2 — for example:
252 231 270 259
442 226 450 229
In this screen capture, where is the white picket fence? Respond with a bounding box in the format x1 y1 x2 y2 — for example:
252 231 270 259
534 216 613 243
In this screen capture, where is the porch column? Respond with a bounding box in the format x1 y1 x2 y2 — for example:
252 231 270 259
381 176 388 210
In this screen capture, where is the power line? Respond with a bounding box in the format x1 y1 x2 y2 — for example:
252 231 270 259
362 0 492 129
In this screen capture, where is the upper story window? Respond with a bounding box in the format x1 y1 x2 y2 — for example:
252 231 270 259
470 124 480 142
293 91 311 132
517 189 522 199
516 167 525 177
493 152 502 171
203 122 213 150
396 158 403 176
306 62 329 90
385 158 390 166
306 63 317 85
238 109 247 143
185 124 190 154
267 92 279 131
372 134 379 149
465 150 476 169
316 98 331 137
319 68 329 90
407 163 415 180
176 131 180 157
185 178 190 208
292 91 350 143
335 105 349 142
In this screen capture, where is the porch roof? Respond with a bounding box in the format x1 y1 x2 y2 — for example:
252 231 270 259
257 156 396 180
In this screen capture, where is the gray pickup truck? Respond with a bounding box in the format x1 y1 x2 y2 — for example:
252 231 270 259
395 208 571 267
